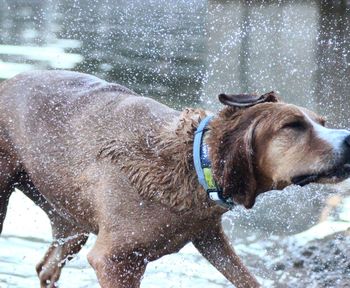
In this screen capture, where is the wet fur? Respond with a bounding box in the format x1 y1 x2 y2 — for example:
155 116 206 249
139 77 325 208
0 70 349 288
98 108 209 211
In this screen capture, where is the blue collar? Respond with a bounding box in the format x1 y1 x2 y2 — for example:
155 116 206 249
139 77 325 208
193 115 235 209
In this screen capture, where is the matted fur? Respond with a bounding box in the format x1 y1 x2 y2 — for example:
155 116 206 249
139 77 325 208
98 108 210 211
2 71 350 288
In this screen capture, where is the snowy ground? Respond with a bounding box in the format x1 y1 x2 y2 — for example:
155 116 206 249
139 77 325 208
1 182 350 288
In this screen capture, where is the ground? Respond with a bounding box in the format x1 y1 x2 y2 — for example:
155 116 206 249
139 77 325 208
1 185 350 288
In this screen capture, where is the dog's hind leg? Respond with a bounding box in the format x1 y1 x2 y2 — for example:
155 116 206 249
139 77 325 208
17 178 89 288
0 185 12 234
0 153 18 234
36 215 89 288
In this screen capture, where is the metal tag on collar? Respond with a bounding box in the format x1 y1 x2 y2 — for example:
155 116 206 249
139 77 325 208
208 190 221 202
208 190 234 209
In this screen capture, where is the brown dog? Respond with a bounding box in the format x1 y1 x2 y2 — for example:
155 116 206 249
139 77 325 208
1 70 350 288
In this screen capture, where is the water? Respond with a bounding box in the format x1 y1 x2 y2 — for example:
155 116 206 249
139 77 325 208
1 192 231 288
1 0 350 287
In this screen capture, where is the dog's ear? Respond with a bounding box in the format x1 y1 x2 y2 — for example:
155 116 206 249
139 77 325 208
220 118 261 208
218 91 279 107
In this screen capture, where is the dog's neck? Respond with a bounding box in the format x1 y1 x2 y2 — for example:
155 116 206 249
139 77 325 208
98 108 222 212
193 115 236 209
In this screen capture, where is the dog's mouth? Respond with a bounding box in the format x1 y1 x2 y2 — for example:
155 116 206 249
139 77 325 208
291 163 350 186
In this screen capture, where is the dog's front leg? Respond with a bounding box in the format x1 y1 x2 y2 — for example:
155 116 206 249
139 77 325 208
192 221 260 288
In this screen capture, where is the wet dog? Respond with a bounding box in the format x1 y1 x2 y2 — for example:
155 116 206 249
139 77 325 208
0 70 350 288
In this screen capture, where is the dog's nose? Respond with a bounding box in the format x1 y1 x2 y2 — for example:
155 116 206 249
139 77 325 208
345 134 350 147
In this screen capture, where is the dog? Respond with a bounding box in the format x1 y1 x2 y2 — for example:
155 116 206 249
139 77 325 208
0 70 350 288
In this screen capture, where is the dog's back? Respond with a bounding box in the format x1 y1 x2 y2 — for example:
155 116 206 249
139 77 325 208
4 70 348 288
0 70 178 230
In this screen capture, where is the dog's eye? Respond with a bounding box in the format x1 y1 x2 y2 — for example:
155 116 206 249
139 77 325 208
282 121 306 131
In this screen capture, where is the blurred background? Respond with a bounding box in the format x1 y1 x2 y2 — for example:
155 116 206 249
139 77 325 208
1 0 350 287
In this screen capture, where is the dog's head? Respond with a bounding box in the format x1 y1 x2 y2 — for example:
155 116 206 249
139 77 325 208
209 92 350 208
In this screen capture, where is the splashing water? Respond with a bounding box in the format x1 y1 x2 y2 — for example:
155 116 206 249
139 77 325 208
1 0 350 287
